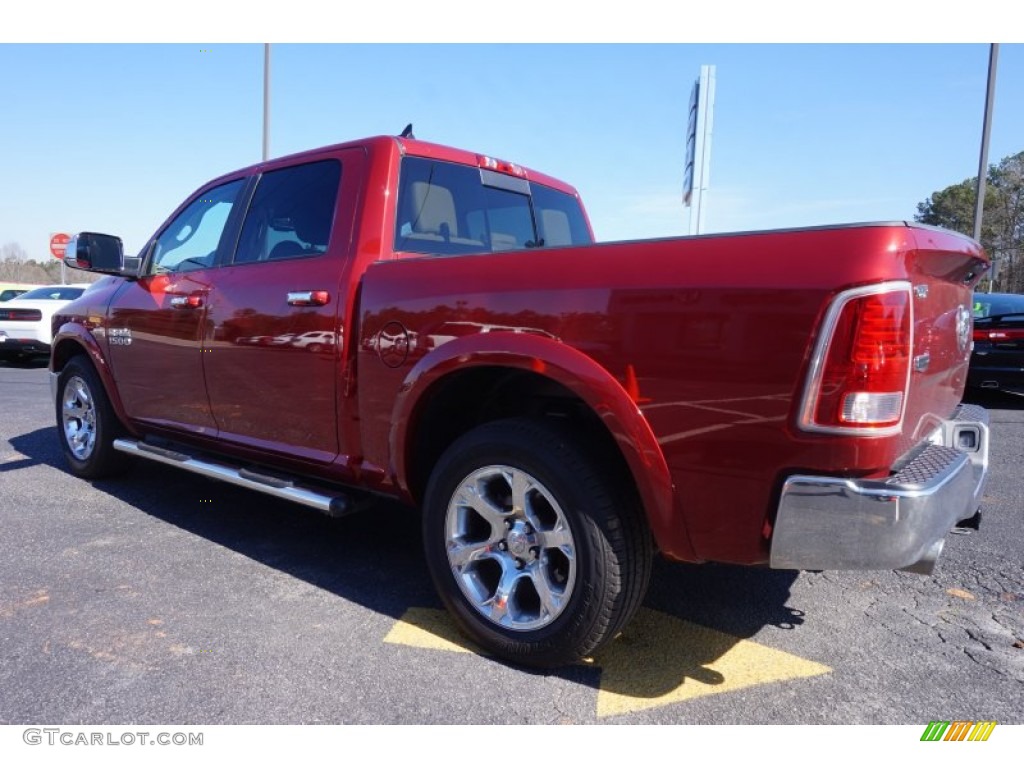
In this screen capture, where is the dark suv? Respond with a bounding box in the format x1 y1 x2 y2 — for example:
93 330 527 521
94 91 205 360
969 292 1024 395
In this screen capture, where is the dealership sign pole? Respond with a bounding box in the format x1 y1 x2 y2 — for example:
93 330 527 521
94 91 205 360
683 65 716 236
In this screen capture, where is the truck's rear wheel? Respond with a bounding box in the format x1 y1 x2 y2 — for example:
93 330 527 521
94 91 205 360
422 417 652 667
57 356 125 479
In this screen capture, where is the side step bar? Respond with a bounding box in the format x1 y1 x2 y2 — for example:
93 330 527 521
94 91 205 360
113 438 353 517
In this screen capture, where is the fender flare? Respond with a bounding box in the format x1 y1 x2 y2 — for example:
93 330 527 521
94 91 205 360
51 325 136 436
389 333 692 560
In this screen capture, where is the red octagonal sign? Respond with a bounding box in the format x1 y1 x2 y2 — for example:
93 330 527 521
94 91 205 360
50 232 71 260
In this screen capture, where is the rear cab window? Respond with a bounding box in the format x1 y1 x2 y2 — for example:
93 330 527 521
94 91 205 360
394 156 592 257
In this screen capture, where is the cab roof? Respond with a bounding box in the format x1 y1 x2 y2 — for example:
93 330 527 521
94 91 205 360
210 134 580 198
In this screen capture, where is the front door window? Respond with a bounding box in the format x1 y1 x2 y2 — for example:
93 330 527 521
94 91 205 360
149 179 245 274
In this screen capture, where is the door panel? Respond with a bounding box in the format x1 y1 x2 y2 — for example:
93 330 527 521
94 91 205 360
201 260 344 461
106 272 216 434
106 178 247 434
202 150 365 464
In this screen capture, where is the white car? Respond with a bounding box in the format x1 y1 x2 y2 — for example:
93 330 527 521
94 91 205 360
289 330 337 352
0 284 90 361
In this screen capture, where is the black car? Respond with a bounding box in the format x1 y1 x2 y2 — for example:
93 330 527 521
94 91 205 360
968 292 1024 395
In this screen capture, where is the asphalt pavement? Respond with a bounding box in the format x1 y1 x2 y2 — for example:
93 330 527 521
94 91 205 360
1 358 1021 725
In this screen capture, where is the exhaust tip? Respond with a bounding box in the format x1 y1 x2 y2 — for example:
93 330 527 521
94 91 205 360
898 539 945 575
953 508 982 534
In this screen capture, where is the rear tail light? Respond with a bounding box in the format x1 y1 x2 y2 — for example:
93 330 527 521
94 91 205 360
974 327 1024 342
799 281 912 435
0 308 43 321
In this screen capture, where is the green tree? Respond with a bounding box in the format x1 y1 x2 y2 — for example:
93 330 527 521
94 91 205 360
916 151 1024 293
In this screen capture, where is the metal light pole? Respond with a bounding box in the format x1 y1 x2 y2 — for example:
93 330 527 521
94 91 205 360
263 43 271 162
974 44 999 290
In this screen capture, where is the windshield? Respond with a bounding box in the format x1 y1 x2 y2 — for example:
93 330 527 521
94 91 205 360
17 286 86 301
394 156 592 257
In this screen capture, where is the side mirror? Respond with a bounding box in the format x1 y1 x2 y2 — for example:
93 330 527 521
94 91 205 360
65 232 129 275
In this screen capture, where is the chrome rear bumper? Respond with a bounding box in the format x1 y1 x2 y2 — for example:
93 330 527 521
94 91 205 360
770 404 989 573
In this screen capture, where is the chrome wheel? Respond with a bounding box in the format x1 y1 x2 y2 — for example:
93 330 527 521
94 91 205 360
62 375 97 461
56 356 125 479
445 465 577 632
424 418 652 667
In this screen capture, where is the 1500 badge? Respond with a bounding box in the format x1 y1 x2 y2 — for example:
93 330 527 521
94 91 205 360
108 328 132 346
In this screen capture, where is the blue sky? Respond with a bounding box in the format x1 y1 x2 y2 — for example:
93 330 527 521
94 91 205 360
1 42 1021 259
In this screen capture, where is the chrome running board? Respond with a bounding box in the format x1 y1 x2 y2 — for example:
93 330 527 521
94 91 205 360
113 438 353 517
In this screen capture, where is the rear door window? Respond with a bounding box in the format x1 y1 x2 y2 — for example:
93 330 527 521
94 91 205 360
233 160 342 265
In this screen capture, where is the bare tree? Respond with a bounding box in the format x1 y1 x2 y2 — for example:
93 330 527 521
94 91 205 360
0 242 96 284
0 242 35 281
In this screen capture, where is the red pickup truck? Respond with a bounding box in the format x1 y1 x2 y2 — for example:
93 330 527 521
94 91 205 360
51 132 991 667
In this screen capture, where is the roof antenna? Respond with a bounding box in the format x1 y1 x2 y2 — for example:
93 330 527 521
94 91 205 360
400 123 415 139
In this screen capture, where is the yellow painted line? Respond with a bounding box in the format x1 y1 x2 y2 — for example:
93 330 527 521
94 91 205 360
384 606 831 718
383 607 482 655
592 608 831 718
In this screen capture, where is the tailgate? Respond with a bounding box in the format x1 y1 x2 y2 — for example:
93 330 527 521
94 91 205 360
772 224 990 573
900 225 988 448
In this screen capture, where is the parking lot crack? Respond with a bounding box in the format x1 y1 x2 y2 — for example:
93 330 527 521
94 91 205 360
962 647 1018 682
901 606 937 629
965 628 994 652
990 611 1013 632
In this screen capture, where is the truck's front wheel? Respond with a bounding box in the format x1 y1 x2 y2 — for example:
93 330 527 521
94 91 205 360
57 356 125 479
422 418 652 668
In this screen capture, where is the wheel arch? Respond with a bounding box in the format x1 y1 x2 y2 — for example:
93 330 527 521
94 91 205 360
390 333 690 560
51 327 134 434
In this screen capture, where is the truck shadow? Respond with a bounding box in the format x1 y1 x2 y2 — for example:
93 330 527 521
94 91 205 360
0 356 49 369
2 424 67 474
579 562 805 704
963 388 1024 410
10 426 808 708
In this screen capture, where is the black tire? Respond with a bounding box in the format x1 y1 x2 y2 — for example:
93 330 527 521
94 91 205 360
422 417 652 668
56 355 126 479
